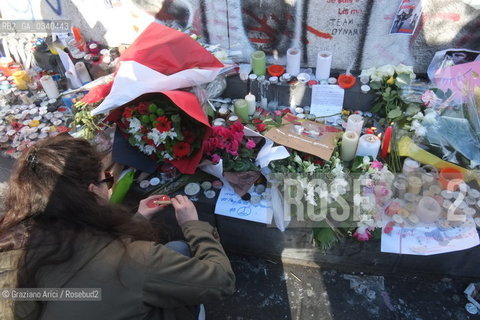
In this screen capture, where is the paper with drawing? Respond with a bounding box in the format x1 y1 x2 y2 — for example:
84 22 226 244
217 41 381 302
215 185 273 224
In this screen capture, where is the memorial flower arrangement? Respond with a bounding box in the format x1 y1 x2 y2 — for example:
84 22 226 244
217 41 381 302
361 64 420 122
203 122 260 172
350 156 395 242
118 99 204 162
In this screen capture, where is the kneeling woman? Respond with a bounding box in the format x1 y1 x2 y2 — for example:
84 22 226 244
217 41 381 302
0 134 235 319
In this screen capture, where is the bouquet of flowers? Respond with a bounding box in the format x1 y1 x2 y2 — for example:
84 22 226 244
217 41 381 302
118 98 205 162
203 121 260 172
202 122 264 196
360 64 420 122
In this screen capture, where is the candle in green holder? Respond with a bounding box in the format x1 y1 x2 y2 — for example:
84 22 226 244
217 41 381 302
234 99 249 122
251 50 266 76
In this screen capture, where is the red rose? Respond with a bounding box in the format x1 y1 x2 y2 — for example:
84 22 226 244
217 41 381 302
155 116 172 132
137 102 149 115
256 123 267 132
173 142 191 158
252 119 262 125
231 121 244 132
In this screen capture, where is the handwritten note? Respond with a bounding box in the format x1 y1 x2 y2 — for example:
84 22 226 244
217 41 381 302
310 85 344 117
215 185 273 224
381 218 479 255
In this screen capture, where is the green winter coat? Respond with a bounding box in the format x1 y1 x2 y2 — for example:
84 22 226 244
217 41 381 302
0 219 235 320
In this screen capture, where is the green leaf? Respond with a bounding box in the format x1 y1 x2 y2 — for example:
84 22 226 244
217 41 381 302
387 107 402 119
313 228 338 251
445 88 453 99
369 81 381 90
233 160 250 172
395 73 411 87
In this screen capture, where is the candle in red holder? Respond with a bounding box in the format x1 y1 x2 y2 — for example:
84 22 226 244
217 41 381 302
381 126 393 159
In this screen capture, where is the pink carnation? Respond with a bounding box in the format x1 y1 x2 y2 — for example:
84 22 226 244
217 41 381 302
245 139 256 149
370 160 383 170
353 227 373 241
211 154 221 164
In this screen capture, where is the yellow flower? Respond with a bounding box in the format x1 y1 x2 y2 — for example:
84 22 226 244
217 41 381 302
342 109 350 116
29 120 40 127
386 76 395 85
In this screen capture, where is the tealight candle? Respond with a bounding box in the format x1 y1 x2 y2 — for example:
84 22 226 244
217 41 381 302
429 185 442 195
393 176 408 198
340 130 359 161
398 208 410 218
245 92 256 115
392 214 404 225
407 214 419 225
402 158 420 176
416 196 442 223
407 176 422 195
345 114 364 136
295 107 304 114
355 134 381 158
360 85 371 94
212 118 226 127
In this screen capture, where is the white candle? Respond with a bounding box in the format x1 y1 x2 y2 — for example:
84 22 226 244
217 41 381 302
416 196 442 223
286 48 301 76
315 51 332 81
75 62 92 84
39 75 59 99
340 130 359 161
245 92 256 115
402 158 420 175
355 134 380 158
345 114 364 136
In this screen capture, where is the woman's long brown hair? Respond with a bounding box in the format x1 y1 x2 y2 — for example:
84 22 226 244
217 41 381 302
0 134 157 318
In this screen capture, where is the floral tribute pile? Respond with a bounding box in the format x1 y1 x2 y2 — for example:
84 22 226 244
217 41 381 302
118 99 204 161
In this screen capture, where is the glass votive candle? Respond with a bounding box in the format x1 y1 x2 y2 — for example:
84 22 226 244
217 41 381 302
393 175 408 198
407 175 423 195
402 158 420 176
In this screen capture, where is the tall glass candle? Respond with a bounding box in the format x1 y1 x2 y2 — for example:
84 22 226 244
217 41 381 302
251 50 266 76
345 114 364 136
402 158 420 176
39 75 59 99
234 99 249 122
355 134 381 158
340 131 359 161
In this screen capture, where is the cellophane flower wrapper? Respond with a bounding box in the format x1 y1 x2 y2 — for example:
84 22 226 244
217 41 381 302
199 127 290 230
419 61 480 168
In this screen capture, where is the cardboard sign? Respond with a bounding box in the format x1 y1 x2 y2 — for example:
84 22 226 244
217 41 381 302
264 114 341 161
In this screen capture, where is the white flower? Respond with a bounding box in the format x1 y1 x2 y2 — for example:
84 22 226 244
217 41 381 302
360 67 376 78
147 128 163 146
413 112 424 121
305 189 316 206
331 163 344 178
395 64 414 75
363 156 371 166
293 154 303 165
133 134 142 142
370 72 384 82
410 119 422 130
128 117 141 134
305 163 316 174
414 126 427 137
422 111 438 126
161 151 173 161
167 129 178 139
143 145 156 155
376 64 395 77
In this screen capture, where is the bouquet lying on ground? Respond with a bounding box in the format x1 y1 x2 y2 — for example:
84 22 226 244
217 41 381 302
203 122 260 172
118 97 205 162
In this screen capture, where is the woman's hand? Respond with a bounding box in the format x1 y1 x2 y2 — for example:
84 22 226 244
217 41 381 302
138 195 170 220
171 195 199 226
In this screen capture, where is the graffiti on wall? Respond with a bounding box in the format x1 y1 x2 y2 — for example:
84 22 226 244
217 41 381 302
2 0 479 72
